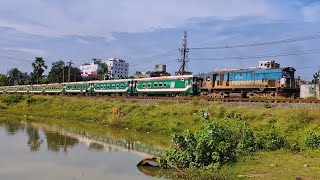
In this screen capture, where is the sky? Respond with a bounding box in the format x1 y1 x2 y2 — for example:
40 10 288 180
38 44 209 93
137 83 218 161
0 0 320 80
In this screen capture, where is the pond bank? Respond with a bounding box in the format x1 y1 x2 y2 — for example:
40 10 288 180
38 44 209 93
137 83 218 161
0 94 320 179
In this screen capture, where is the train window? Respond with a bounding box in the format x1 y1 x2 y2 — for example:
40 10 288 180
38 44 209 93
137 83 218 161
164 83 167 87
181 78 184 81
107 85 110 89
154 82 158 87
120 84 124 88
142 83 146 88
147 83 151 88
112 84 115 89
159 82 163 87
116 84 119 88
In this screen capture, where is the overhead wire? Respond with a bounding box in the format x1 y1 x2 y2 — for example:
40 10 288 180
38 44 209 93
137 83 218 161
130 50 179 67
189 48 320 61
189 33 320 50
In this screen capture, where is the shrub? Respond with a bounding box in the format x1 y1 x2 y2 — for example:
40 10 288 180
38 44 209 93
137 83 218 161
305 131 320 149
0 103 7 109
2 95 24 106
234 118 256 154
255 126 287 151
162 117 256 170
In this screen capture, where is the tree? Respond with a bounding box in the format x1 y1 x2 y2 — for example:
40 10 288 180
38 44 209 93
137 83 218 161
48 60 65 83
32 57 47 84
0 74 7 86
100 63 108 80
7 68 30 85
69 66 83 82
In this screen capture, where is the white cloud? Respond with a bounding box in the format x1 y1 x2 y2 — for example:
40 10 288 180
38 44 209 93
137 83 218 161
0 0 281 39
3 47 46 56
303 3 320 22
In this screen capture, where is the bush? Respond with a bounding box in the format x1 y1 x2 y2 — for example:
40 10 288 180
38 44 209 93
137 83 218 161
255 126 287 151
2 95 24 106
162 117 256 169
0 103 7 109
305 131 320 149
26 96 47 105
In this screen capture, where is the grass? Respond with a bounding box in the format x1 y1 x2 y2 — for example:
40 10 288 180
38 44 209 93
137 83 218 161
0 94 319 179
221 150 320 180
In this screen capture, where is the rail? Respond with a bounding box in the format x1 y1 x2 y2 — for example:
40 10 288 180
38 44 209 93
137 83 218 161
105 96 320 103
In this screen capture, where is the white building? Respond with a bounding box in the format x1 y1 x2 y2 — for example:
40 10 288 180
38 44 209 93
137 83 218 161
104 58 129 79
258 60 280 69
80 59 103 77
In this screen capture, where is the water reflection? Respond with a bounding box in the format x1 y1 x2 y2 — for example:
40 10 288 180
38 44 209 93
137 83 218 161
2 120 24 135
44 130 79 152
88 142 104 151
26 126 41 151
0 120 168 180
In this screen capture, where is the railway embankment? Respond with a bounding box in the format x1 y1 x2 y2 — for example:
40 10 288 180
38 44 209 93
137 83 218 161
0 94 319 179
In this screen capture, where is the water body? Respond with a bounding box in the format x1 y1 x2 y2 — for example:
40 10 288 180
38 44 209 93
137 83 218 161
0 120 167 180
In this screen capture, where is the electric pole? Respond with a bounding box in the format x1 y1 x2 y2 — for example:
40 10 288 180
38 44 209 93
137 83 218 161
176 31 190 75
67 60 73 83
62 61 65 83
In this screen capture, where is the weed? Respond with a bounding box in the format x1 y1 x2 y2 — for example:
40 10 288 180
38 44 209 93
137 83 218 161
305 131 320 149
2 95 24 106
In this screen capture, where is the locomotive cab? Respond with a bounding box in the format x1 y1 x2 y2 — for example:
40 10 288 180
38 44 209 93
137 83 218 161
280 67 296 88
202 73 217 89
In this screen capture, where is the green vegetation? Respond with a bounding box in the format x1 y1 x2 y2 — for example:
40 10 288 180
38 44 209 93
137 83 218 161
0 74 7 86
0 95 319 179
6 68 31 85
32 57 47 84
0 58 84 86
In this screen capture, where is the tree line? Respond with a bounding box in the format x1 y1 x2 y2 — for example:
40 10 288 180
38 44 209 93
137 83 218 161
0 57 86 86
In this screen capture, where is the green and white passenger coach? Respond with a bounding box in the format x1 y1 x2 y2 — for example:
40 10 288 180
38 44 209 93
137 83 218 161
0 75 201 96
133 75 199 96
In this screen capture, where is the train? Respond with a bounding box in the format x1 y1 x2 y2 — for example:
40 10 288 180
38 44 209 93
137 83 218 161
201 66 298 98
0 66 299 98
0 75 200 96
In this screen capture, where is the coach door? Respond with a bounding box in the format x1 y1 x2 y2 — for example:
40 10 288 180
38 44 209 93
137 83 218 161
219 73 224 86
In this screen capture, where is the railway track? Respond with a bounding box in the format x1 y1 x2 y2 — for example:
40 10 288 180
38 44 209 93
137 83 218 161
106 96 320 104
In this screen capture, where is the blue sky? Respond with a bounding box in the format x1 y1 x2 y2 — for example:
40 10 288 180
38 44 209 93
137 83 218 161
0 0 320 80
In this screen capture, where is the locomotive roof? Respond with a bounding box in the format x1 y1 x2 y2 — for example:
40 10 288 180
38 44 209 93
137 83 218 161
210 67 295 74
133 75 195 81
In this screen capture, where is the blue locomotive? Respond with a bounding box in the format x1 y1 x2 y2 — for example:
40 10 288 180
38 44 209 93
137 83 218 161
201 61 298 98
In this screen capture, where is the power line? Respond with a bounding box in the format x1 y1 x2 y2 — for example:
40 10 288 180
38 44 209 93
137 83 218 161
190 33 320 50
190 48 320 61
130 50 179 67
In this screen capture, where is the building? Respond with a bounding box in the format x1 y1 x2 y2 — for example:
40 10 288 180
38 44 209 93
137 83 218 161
80 59 103 78
104 58 129 79
258 60 280 69
133 64 171 78
300 84 320 99
133 71 151 78
151 64 171 77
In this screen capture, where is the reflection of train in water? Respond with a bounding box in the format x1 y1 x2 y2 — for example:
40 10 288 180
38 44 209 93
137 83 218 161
0 61 299 98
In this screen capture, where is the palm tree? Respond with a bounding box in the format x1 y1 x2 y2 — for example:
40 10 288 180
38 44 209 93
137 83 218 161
7 68 24 85
32 57 47 84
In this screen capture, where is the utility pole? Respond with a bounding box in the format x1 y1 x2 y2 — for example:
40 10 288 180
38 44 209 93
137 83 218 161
62 61 65 83
176 31 190 75
67 60 73 83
